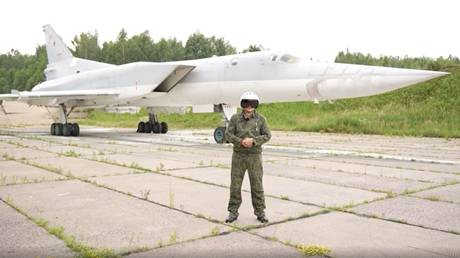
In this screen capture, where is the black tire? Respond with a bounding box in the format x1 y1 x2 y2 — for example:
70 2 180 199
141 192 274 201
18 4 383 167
50 123 56 135
160 122 168 134
137 122 145 133
63 123 71 137
213 127 226 144
56 123 64 136
144 122 152 133
152 122 161 134
72 123 80 136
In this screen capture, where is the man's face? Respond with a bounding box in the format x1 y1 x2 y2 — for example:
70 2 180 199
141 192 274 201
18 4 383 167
241 99 258 113
243 105 255 113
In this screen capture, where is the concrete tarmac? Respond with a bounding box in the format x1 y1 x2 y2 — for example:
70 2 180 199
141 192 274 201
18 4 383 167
0 125 459 257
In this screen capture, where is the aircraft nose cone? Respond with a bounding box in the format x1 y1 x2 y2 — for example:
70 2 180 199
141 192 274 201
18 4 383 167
315 65 450 100
369 66 449 91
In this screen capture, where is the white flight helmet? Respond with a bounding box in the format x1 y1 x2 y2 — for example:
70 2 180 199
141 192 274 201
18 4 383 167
240 91 260 108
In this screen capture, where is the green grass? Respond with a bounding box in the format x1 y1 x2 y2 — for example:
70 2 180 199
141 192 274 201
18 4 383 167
78 66 460 138
297 244 331 257
78 108 221 129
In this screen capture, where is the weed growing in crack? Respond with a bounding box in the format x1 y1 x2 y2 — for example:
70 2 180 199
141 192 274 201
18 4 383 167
297 244 331 257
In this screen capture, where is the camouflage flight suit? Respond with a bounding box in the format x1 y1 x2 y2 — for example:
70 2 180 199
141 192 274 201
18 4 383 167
225 111 271 217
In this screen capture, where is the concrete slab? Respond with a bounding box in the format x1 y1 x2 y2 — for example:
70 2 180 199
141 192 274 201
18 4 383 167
165 167 386 207
0 141 18 149
84 142 153 154
0 201 74 258
413 183 460 204
254 212 460 258
350 196 460 233
316 155 460 174
0 160 66 185
0 180 229 253
0 147 58 160
92 153 199 171
127 231 307 258
263 163 434 193
272 158 460 183
4 138 60 149
30 156 141 178
127 148 232 167
0 101 55 126
37 144 107 156
92 173 321 226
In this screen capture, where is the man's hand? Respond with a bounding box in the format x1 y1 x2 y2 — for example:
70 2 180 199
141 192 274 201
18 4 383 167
240 138 254 148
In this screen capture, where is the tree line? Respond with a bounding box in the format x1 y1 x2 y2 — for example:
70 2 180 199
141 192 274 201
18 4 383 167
0 28 458 94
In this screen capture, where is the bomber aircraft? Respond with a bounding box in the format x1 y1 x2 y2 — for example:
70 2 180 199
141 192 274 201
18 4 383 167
0 25 448 143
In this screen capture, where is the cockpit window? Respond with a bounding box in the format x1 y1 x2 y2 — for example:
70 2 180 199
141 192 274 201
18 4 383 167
280 53 300 63
271 54 278 61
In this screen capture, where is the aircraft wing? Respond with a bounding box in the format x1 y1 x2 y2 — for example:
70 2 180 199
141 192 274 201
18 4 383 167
0 89 118 106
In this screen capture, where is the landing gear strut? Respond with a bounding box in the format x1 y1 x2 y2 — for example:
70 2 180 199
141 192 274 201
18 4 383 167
50 104 80 137
213 104 237 144
137 112 168 134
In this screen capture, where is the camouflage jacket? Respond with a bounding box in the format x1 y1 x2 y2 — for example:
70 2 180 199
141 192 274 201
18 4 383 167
225 111 271 154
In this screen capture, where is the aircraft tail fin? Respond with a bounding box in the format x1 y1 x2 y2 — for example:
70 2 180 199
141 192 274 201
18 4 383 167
42 25 113 81
43 24 73 64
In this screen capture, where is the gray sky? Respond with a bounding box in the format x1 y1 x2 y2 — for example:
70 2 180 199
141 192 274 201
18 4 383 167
1 0 458 61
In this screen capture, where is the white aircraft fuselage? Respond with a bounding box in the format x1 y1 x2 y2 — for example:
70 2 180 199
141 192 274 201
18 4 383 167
29 51 447 108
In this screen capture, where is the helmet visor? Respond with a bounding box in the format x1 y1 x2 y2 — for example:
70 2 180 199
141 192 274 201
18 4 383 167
241 99 258 108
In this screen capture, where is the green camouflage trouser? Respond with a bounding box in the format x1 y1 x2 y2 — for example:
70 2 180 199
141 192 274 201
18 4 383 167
227 152 266 217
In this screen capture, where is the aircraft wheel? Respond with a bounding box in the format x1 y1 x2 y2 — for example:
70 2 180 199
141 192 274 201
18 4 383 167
71 123 80 137
213 127 226 144
144 122 152 133
152 122 161 134
63 123 72 137
56 123 64 136
160 122 168 134
137 122 145 133
50 123 57 135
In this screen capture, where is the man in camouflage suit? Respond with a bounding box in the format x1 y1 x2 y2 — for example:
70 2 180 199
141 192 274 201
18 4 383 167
225 91 271 223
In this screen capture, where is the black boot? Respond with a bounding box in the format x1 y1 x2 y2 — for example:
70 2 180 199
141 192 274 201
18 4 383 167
225 212 239 223
257 214 269 223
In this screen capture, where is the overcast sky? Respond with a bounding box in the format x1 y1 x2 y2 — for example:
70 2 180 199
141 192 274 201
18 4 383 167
1 0 458 61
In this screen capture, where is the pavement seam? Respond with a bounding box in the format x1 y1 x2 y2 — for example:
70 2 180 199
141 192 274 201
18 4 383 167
339 208 460 236
311 156 460 174
268 157 460 182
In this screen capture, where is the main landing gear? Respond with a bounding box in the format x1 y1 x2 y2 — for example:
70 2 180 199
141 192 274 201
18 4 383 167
137 112 168 134
50 104 80 137
213 104 237 144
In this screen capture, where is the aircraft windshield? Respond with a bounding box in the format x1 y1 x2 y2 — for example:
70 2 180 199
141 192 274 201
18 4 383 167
280 53 300 63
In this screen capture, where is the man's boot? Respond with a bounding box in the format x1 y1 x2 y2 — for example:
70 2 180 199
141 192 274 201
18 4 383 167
225 212 239 223
256 214 269 223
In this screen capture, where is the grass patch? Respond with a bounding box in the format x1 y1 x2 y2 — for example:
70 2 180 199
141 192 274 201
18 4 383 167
297 244 331 257
425 195 442 202
210 226 220 236
78 108 221 129
61 150 80 157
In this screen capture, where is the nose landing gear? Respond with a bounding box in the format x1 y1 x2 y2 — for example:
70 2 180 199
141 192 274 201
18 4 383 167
213 104 237 144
